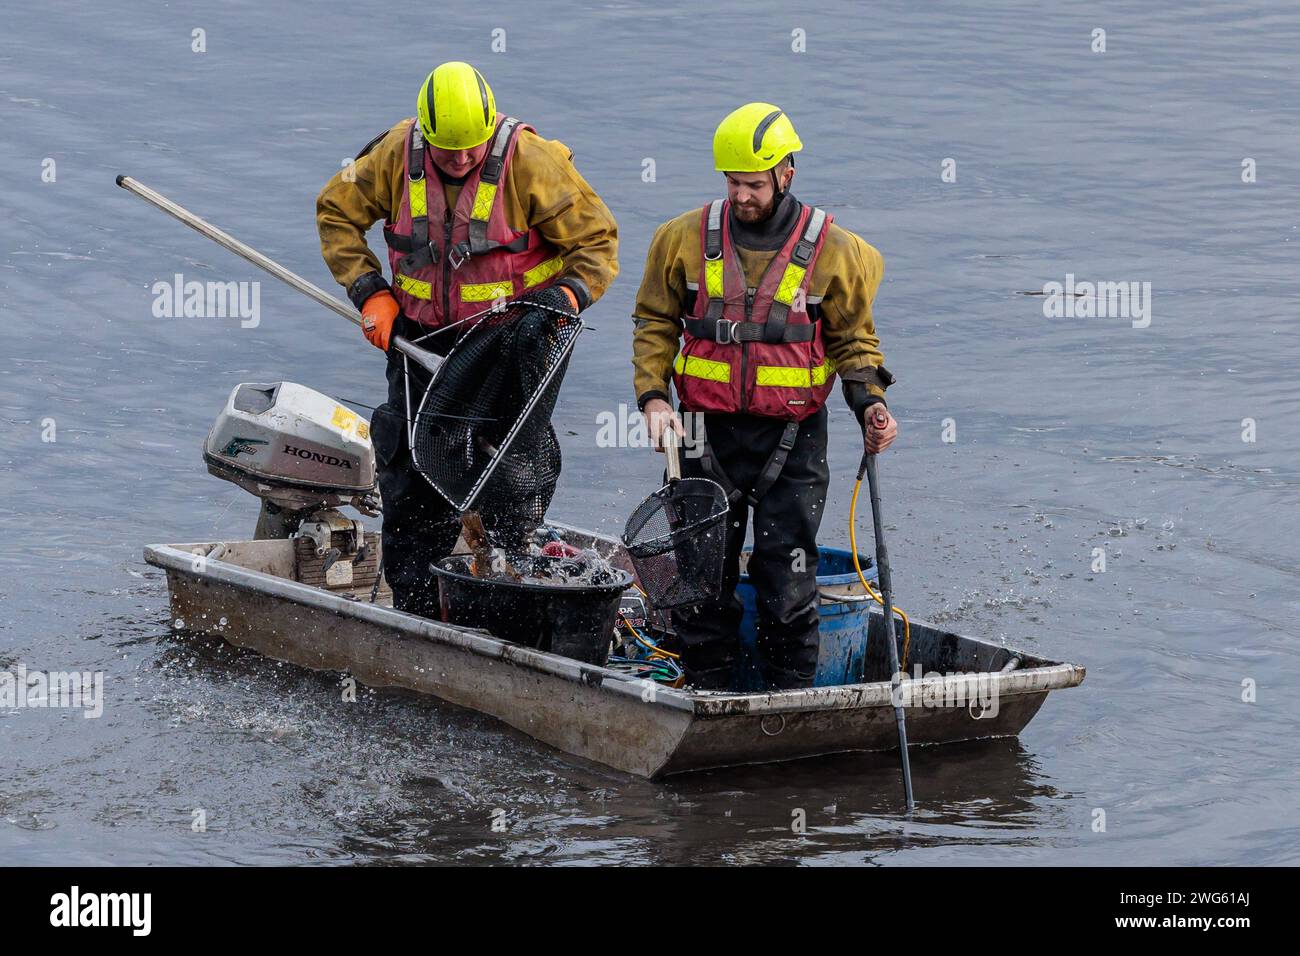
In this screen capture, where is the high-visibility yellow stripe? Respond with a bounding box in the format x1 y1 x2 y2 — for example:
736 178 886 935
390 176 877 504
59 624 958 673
774 263 807 306
755 359 835 388
755 365 807 388
705 259 724 298
674 353 731 383
522 255 564 288
395 273 431 299
401 259 566 305
470 182 497 221
410 178 428 219
460 280 514 302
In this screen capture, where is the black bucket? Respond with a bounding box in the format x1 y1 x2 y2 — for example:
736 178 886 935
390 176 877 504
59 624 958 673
431 554 632 666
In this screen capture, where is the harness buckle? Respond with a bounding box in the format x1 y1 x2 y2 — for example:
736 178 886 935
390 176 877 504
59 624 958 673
447 244 468 271
715 320 740 345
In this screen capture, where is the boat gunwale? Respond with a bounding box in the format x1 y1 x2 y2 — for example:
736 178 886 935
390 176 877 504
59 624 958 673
144 541 1085 719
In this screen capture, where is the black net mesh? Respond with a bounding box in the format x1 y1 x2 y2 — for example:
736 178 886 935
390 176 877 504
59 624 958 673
410 288 581 541
622 476 729 610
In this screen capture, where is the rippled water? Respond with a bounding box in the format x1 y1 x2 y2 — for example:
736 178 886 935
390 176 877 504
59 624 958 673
2 1 1297 864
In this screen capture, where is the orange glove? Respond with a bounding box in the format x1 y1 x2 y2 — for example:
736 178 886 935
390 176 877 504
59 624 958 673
360 290 399 351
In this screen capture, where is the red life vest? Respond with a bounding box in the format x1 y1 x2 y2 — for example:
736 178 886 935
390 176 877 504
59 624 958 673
673 199 833 422
383 116 564 329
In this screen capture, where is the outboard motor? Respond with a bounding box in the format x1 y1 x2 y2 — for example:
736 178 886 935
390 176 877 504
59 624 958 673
204 382 380 580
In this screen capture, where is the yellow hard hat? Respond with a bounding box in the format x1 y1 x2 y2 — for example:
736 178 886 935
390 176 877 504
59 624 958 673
417 62 497 150
713 103 803 172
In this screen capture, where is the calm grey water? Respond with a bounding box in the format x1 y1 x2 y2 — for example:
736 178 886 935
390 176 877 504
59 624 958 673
2 0 1297 865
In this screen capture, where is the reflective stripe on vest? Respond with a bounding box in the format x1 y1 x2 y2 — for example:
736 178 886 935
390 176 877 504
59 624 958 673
459 280 514 302
766 207 826 334
754 358 835 388
705 258 724 298
410 177 428 219
774 262 807 305
522 254 564 288
675 354 832 388
466 118 518 255
674 353 731 383
396 254 564 302
395 273 431 299
470 182 497 221
405 132 432 272
703 199 726 321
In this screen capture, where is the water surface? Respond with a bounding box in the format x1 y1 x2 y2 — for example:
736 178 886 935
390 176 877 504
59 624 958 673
1 0 1297 864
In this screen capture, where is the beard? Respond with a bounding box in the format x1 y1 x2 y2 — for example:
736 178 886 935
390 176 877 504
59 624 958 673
732 194 777 223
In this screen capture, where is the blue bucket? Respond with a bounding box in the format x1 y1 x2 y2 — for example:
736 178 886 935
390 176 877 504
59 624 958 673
736 547 878 690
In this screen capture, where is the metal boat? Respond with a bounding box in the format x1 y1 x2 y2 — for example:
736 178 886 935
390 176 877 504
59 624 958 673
144 525 1085 778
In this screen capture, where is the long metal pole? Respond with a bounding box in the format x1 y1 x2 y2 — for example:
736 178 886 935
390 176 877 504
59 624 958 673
114 174 442 374
860 450 916 813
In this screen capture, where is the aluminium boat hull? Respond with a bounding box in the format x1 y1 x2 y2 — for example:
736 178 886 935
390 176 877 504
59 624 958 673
143 534 1084 779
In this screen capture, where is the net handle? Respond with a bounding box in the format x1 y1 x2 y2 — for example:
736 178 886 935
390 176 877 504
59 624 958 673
664 427 682 482
115 175 445 376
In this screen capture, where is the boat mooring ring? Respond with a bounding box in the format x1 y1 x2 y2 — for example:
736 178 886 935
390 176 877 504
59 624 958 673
968 700 995 720
760 714 786 737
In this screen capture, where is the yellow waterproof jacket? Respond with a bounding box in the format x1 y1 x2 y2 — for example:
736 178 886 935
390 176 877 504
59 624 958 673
317 118 618 311
632 204 891 418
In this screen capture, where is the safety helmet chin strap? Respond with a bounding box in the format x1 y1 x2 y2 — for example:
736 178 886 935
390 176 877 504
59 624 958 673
772 153 795 198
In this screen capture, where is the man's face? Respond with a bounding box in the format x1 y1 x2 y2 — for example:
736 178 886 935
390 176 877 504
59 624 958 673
429 140 491 178
725 166 794 222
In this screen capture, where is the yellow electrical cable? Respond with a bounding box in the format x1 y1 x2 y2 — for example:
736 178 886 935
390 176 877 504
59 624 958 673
849 477 911 671
622 615 682 661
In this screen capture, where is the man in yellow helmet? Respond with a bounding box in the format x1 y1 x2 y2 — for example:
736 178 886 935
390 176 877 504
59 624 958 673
631 103 897 690
317 61 619 616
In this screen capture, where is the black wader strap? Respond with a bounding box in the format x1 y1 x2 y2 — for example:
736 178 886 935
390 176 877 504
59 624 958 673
697 423 745 507
748 420 801 505
697 417 802 508
765 206 827 344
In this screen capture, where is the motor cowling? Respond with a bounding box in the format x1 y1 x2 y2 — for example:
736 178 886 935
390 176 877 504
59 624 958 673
204 382 378 515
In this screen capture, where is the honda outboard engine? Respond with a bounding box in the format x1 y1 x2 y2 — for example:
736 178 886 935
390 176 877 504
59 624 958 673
204 382 380 569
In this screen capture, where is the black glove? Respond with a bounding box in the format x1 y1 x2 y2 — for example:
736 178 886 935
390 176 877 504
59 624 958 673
843 380 886 429
521 285 579 316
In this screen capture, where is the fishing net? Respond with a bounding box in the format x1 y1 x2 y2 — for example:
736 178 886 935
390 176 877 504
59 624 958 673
622 476 729 610
409 287 582 534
